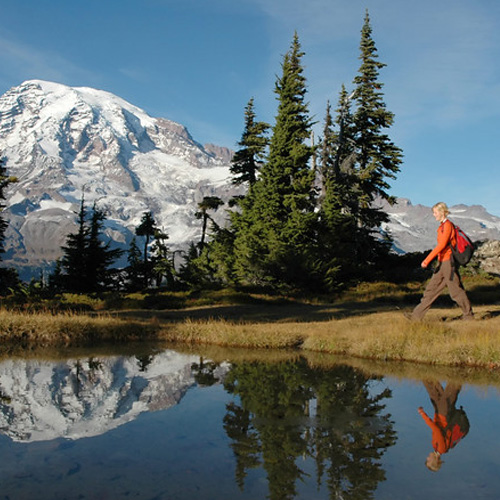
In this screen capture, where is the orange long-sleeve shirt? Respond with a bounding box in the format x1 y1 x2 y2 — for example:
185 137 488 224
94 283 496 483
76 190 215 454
418 408 450 454
422 219 456 267
419 407 466 454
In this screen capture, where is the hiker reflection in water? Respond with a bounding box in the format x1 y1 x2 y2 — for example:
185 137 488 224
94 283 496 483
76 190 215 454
418 380 470 472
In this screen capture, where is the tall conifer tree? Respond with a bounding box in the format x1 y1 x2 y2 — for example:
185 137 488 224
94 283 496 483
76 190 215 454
135 211 157 264
60 197 89 292
125 236 143 291
316 97 359 289
233 33 316 287
351 10 403 233
196 196 224 250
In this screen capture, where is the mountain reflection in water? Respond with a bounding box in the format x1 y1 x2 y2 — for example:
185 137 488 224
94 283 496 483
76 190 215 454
0 347 498 499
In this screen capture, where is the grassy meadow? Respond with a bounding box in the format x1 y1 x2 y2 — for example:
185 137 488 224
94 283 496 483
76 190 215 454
1 274 500 369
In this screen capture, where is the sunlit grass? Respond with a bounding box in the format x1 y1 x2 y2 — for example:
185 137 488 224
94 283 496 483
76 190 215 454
152 307 500 369
0 309 161 346
2 306 500 369
1 274 499 369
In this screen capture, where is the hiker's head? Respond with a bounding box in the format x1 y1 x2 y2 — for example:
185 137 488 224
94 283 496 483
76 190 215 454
425 451 444 472
432 202 449 222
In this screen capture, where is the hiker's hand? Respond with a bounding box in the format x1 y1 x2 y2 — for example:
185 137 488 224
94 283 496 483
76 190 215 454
421 261 427 268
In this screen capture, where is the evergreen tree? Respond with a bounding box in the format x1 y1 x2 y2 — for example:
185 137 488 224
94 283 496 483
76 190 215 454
60 197 89 292
200 99 269 286
135 211 157 264
125 236 143 291
232 32 316 288
316 11 403 284
135 211 159 288
316 97 359 289
150 228 173 287
195 196 224 250
351 10 403 235
177 241 206 289
230 98 269 187
58 198 122 292
200 225 237 285
47 259 64 294
0 154 16 258
0 154 20 294
86 203 123 290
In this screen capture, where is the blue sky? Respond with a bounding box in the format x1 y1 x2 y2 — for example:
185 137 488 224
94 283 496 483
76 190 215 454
1 0 500 215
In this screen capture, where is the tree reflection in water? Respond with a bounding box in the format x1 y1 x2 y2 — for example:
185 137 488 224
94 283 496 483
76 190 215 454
222 358 397 500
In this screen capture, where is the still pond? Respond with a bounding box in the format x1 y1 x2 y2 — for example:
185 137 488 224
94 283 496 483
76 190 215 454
0 343 499 499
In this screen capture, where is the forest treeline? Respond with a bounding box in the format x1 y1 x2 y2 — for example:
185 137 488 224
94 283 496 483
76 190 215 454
0 12 426 299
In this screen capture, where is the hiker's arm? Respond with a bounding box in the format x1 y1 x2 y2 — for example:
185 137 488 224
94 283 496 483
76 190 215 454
422 222 453 267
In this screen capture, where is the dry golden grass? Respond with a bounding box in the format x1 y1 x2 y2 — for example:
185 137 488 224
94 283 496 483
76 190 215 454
0 309 161 346
150 305 500 369
2 275 500 370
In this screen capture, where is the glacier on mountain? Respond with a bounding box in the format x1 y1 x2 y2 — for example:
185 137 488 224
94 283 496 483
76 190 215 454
0 80 240 279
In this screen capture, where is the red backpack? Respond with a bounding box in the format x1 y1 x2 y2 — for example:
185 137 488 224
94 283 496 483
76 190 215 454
450 223 475 266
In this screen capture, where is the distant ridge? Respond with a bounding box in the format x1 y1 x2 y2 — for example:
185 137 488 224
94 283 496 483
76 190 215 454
378 198 500 253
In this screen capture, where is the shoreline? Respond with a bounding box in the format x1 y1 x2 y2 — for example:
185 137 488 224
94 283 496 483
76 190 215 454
2 302 500 370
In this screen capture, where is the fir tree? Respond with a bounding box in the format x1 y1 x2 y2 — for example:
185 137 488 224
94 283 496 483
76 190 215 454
233 32 316 288
0 154 17 258
316 12 402 283
86 203 123 290
135 211 159 288
150 228 173 287
135 211 158 264
195 196 224 250
60 197 89 292
58 198 122 292
230 98 269 187
0 154 19 293
316 97 359 289
351 10 403 233
201 99 268 286
125 236 143 291
177 242 206 288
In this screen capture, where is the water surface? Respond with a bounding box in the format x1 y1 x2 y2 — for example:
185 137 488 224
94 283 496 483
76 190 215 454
0 344 499 499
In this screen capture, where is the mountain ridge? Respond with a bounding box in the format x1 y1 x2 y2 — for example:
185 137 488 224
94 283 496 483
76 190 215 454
1 80 500 280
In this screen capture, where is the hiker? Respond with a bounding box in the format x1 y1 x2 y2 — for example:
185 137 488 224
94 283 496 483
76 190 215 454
409 202 474 321
418 381 470 472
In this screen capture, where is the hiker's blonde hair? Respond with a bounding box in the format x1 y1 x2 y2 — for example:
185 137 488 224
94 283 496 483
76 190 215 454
433 202 450 217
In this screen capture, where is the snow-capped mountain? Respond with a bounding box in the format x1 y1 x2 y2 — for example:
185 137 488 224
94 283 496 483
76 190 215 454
0 350 228 442
0 80 239 279
1 80 500 280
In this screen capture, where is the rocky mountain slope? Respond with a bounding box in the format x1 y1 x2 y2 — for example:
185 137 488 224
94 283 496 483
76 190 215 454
1 80 500 280
0 80 239 279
